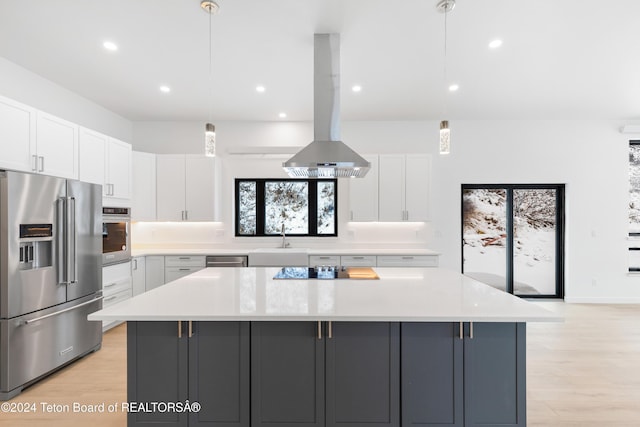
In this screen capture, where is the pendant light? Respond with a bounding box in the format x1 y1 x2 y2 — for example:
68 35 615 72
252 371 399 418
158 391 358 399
437 0 455 155
201 0 219 157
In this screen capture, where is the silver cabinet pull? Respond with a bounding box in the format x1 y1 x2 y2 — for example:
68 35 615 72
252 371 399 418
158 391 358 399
470 322 474 339
104 282 119 288
178 321 182 338
328 321 333 339
23 296 103 325
179 257 191 260
185 210 188 220
179 268 190 271
104 295 118 302
188 321 193 338
353 256 364 260
38 156 44 172
31 155 38 171
402 256 414 260
459 322 463 340
133 259 138 270
181 210 185 221
317 321 322 340
319 256 331 260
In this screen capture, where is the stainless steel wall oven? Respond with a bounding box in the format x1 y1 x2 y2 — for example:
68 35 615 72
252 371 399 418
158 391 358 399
102 207 131 266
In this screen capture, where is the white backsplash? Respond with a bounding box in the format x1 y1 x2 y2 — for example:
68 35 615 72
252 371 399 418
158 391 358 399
131 221 431 250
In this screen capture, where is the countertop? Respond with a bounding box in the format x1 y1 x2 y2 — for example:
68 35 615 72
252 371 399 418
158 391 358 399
131 247 440 257
89 267 560 323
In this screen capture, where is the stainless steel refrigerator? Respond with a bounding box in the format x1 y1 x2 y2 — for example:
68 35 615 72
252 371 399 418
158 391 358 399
0 170 103 400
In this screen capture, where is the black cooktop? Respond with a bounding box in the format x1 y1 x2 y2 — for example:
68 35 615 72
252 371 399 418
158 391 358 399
273 266 348 280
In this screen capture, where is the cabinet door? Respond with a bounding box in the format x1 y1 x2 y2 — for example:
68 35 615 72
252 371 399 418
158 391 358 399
463 323 526 427
401 323 463 427
78 127 107 186
0 95 36 172
405 155 429 221
185 155 216 221
251 322 325 427
128 321 188 427
35 112 79 179
106 138 132 200
131 257 146 297
145 256 166 291
378 155 405 221
325 322 400 427
157 155 186 221
349 155 378 221
189 322 250 427
132 151 157 221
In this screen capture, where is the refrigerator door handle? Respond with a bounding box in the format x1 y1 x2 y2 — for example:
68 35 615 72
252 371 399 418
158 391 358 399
21 295 104 326
67 197 77 284
57 197 68 284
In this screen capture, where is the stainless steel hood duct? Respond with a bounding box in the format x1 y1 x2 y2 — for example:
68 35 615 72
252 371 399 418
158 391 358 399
283 34 370 178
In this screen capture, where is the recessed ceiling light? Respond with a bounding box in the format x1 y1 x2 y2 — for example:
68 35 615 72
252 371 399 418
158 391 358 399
256 85 266 93
488 39 503 49
279 112 287 118
352 85 362 93
449 84 459 92
103 41 118 51
159 85 171 93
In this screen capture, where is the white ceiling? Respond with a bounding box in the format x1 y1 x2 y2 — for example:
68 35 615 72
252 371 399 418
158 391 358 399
1 0 639 122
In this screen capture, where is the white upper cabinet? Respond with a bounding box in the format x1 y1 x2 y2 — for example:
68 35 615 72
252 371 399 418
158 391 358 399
404 155 430 221
79 128 131 205
35 112 79 179
378 154 406 221
366 154 430 222
156 155 186 221
156 154 218 221
79 127 107 185
131 151 157 221
184 155 216 221
349 155 379 221
106 137 132 201
0 95 36 173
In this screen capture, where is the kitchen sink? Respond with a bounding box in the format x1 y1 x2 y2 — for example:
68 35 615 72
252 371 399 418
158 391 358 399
248 248 309 267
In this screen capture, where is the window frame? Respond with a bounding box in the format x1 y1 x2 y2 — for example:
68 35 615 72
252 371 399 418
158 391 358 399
234 178 338 237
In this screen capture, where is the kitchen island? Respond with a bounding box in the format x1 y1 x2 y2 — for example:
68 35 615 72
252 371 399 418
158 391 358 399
89 267 559 427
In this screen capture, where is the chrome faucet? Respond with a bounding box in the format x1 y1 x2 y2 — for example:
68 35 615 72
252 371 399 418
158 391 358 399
281 223 290 248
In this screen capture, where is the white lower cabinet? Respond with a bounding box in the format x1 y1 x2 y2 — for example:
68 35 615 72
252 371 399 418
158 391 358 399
309 254 439 268
131 257 146 297
102 261 132 331
145 256 166 292
165 256 206 283
309 255 340 266
340 255 377 267
376 255 438 267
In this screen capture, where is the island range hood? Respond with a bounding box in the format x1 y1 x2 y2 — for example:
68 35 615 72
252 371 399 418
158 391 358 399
283 34 370 178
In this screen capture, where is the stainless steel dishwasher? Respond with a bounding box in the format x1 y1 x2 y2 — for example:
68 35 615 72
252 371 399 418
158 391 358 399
205 255 248 268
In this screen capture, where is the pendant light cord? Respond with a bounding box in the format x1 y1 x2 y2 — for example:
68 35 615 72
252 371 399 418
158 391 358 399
443 6 448 118
208 7 213 123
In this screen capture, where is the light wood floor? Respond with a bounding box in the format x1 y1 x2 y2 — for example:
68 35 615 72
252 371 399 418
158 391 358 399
1 303 639 426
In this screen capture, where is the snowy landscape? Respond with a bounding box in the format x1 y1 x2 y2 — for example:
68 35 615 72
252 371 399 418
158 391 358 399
463 188 557 295
629 144 640 233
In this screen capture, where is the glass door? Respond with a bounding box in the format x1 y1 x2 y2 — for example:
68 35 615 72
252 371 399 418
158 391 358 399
462 185 564 298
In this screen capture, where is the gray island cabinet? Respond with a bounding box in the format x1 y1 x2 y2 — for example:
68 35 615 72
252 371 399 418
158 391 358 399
89 267 559 427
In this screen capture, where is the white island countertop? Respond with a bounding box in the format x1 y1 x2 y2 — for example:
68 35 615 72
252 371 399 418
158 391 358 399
89 267 560 323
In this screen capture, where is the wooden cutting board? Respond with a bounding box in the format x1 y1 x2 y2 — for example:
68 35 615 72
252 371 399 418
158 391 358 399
346 267 380 280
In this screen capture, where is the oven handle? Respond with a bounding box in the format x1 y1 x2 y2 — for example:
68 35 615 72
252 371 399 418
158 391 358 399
21 296 104 326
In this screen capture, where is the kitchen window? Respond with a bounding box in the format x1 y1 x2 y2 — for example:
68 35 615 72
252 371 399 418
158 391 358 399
235 179 337 237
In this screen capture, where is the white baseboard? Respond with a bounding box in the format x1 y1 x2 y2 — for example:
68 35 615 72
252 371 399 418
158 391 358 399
564 297 640 303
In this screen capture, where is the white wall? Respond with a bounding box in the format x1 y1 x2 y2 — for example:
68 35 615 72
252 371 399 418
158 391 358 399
132 119 638 302
0 57 132 141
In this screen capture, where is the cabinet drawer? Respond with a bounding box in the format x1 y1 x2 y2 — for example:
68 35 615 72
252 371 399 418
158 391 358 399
103 276 132 296
165 255 206 267
340 255 377 267
309 255 340 266
165 266 204 283
103 287 132 308
377 255 438 267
